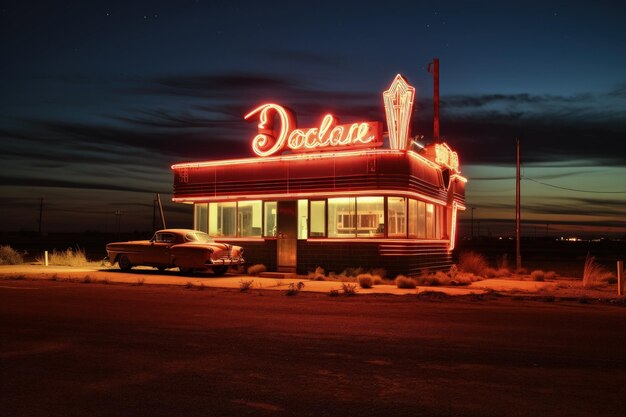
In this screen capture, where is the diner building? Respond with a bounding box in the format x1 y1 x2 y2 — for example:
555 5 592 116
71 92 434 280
171 75 466 276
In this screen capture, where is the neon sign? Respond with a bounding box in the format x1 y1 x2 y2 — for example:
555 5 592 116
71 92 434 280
244 103 382 157
435 143 460 172
383 74 415 150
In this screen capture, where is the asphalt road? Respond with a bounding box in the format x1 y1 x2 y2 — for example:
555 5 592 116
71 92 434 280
1 280 625 417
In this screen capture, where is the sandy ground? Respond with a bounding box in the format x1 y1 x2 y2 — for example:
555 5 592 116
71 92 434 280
0 263 623 300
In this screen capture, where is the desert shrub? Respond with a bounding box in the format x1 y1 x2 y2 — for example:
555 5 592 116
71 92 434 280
357 273 374 288
82 275 93 284
185 281 193 289
372 275 384 285
308 266 326 281
285 281 305 296
49 247 88 267
458 251 488 275
395 275 417 289
583 253 614 287
449 264 459 279
101 277 110 285
328 289 339 297
239 279 254 292
0 245 24 265
545 271 558 280
496 268 511 278
341 282 358 295
370 268 386 279
133 277 145 286
247 264 266 276
451 273 474 286
482 267 498 278
515 267 528 274
531 270 545 281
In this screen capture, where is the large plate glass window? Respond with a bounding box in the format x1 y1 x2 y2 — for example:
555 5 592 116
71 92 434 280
209 202 236 237
297 199 308 239
387 197 406 238
328 197 355 237
426 203 435 239
238 201 262 237
356 196 384 237
309 200 326 237
194 203 208 233
264 201 277 237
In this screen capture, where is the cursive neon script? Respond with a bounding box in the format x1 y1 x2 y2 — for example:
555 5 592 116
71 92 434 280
244 103 381 157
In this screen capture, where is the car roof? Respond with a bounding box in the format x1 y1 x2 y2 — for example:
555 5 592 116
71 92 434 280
155 229 203 235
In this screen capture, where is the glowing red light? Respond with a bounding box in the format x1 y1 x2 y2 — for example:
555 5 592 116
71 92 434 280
244 103 382 157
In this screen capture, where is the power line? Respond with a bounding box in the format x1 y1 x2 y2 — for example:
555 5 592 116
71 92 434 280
522 176 626 194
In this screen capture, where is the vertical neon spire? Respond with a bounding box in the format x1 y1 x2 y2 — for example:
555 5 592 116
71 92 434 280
383 74 416 150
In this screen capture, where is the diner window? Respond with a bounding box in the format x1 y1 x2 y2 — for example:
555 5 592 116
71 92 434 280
264 201 277 237
328 197 355 237
387 197 406 238
417 201 427 238
310 200 326 237
194 204 208 233
426 203 435 239
408 199 418 238
435 206 443 239
209 202 236 237
297 199 308 239
356 196 384 237
238 201 262 237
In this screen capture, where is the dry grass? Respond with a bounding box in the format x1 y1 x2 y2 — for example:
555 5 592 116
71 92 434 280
247 264 267 276
45 247 88 267
285 281 305 296
582 253 614 287
531 270 545 281
357 274 374 289
458 251 488 275
395 275 417 289
308 266 326 281
341 282 358 295
0 245 24 265
239 279 254 292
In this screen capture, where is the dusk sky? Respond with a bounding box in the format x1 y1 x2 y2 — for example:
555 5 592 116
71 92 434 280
1 1 625 238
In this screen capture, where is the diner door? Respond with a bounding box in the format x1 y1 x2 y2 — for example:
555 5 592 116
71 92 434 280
277 200 297 273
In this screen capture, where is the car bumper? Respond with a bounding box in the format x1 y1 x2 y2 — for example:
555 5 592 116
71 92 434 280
207 257 245 266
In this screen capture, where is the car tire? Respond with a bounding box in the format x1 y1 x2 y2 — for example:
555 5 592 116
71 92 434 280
179 266 194 275
118 255 132 272
212 266 228 276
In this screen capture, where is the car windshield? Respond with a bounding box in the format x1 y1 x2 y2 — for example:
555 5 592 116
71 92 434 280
184 232 214 243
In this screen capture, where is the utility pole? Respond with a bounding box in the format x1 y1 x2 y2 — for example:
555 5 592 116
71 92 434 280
156 193 166 229
427 58 440 142
516 138 522 270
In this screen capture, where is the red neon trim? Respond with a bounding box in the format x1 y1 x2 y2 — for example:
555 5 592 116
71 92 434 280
172 148 405 169
306 238 449 244
173 189 448 206
244 103 381 157
383 74 416 150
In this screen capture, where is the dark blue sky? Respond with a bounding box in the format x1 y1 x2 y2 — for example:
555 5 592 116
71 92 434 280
1 1 625 237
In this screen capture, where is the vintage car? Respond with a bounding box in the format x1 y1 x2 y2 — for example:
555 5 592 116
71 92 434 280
105 229 244 275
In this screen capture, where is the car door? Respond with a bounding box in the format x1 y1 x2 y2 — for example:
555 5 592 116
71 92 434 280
144 232 175 266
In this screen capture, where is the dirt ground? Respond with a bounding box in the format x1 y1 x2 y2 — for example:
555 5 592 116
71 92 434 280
1 278 626 417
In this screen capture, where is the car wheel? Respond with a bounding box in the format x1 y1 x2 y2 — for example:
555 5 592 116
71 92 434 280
118 255 132 272
212 266 228 276
179 266 194 275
